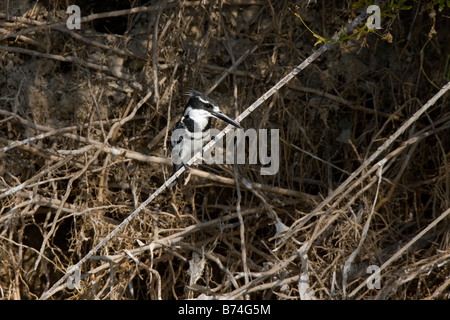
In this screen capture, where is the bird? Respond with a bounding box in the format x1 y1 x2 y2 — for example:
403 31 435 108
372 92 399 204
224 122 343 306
168 90 243 187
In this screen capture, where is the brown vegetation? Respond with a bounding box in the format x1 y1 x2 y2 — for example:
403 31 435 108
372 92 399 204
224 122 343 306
0 1 449 300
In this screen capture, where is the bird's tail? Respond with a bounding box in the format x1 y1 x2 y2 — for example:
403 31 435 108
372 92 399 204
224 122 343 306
168 161 191 187
167 163 181 188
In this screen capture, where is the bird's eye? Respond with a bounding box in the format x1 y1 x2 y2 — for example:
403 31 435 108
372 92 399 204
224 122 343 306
207 104 213 109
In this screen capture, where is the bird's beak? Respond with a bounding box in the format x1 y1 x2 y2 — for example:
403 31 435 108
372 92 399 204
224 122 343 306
210 111 243 129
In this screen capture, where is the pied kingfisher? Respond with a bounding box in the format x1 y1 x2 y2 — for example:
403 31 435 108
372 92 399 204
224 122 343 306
168 90 243 187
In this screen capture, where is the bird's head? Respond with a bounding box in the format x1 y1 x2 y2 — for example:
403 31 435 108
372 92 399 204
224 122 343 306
184 90 243 129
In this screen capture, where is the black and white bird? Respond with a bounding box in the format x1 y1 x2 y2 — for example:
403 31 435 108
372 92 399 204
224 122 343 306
168 90 243 187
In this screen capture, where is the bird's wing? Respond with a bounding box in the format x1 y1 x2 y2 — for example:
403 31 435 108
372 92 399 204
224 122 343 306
171 118 185 148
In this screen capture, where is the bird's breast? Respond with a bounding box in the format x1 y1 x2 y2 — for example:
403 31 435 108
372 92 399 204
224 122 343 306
185 109 212 132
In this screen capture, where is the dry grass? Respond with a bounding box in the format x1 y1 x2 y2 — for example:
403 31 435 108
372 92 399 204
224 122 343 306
0 0 449 300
